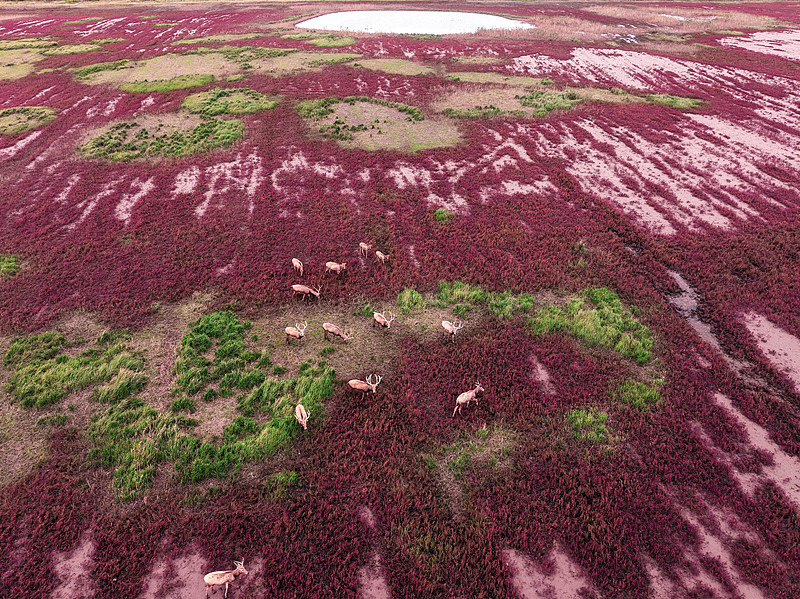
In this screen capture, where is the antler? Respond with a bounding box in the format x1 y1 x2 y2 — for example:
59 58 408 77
298 321 308 332
453 320 464 331
366 374 382 386
386 311 396 324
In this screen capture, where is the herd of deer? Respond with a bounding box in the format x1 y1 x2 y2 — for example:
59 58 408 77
290 243 389 301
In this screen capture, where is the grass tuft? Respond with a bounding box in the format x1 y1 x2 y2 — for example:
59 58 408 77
614 379 662 410
183 87 278 115
0 254 21 276
567 408 609 443
398 288 424 314
119 73 213 93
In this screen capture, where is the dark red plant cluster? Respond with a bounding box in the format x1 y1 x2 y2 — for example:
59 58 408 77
1 3 800 598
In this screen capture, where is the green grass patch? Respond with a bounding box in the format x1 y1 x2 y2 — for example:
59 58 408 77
36 413 67 428
448 453 471 477
81 117 243 161
0 106 56 135
153 23 179 28
173 311 269 402
516 89 581 116
397 288 424 314
183 88 278 115
119 73 213 93
646 94 704 109
65 17 104 25
96 38 125 44
442 105 510 119
74 59 131 79
297 95 423 124
614 379 662 410
319 346 336 356
4 330 146 408
0 38 57 50
41 44 100 56
567 408 609 443
172 34 263 45
433 208 454 224
264 470 302 498
187 44 295 67
0 254 20 276
283 32 357 47
530 288 653 364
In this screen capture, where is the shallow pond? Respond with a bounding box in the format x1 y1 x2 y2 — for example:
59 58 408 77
296 10 535 35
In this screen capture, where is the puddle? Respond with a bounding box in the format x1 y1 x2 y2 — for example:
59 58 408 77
503 544 596 599
297 11 534 35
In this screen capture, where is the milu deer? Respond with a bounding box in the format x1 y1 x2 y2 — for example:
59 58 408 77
441 320 464 343
359 242 373 256
322 322 352 342
295 403 310 430
373 311 395 330
375 250 389 264
291 284 321 301
453 382 484 417
291 258 303 276
325 261 347 275
348 374 382 399
285 321 307 345
204 560 248 599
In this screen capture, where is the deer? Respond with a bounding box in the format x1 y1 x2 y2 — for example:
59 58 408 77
359 242 372 256
325 261 347 275
322 322 352 342
453 382 484 417
295 403 310 430
375 250 389 264
291 258 303 276
373 311 395 330
204 560 248 599
348 374 382 399
291 284 321 301
441 320 464 343
285 321 307 345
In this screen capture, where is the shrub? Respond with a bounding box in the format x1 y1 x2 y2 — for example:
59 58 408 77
433 208 454 224
398 288 424 313
567 408 609 443
182 88 279 115
614 379 662 410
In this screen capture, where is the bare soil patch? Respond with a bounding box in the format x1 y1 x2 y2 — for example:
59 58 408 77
356 58 434 76
586 5 778 33
51 529 96 599
250 51 360 75
83 53 237 87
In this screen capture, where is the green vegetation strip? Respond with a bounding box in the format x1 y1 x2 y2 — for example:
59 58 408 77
567 408 609 443
0 106 56 135
530 288 652 364
646 94 704 109
120 74 213 93
4 331 146 408
183 88 278 116
613 379 662 410
297 96 423 141
0 38 57 50
397 288 424 314
81 118 243 161
0 254 20 277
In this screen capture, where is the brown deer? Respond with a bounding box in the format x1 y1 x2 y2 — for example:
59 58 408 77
372 311 395 330
322 322 352 342
375 250 389 264
204 560 248 599
291 258 303 276
325 261 347 274
291 284 321 301
348 374 382 398
441 320 464 343
453 382 484 417
285 321 308 344
295 403 310 430
359 242 373 256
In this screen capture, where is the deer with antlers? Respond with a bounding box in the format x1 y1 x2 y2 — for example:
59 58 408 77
204 560 248 599
373 311 395 330
359 242 373 256
322 322 352 343
291 258 303 276
375 250 389 264
291 284 321 301
441 320 464 343
295 403 310 430
348 374 382 399
325 261 347 275
453 382 484 417
285 321 307 345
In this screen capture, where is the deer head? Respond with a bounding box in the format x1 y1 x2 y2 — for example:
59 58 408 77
366 373 382 392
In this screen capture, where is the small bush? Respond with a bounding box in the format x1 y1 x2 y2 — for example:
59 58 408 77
0 254 20 276
567 408 609 443
433 208 455 224
614 379 662 410
398 288 424 313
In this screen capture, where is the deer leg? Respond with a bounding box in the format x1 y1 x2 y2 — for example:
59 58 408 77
224 582 229 599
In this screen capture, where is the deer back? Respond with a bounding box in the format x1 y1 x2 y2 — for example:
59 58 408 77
348 379 372 392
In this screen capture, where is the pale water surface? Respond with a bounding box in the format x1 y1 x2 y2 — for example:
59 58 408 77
296 10 535 35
